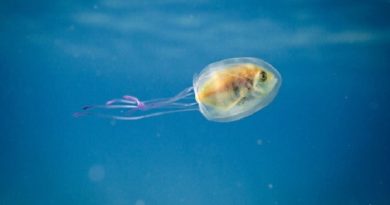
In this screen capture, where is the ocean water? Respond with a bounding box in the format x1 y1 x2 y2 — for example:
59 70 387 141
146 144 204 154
1 0 390 204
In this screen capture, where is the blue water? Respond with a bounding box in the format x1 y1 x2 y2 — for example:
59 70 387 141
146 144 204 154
1 0 390 204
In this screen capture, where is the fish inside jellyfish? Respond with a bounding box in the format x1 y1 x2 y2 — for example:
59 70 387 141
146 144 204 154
74 57 282 122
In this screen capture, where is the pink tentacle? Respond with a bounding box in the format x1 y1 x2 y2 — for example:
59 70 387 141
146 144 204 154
123 95 145 109
83 104 137 110
122 95 139 101
106 99 137 105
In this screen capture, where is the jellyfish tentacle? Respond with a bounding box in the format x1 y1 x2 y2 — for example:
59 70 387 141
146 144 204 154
144 87 194 109
143 102 198 110
83 104 137 110
75 86 198 120
74 104 138 118
106 99 137 105
123 95 142 104
142 88 194 105
103 107 199 120
169 102 198 107
122 95 146 109
73 112 87 118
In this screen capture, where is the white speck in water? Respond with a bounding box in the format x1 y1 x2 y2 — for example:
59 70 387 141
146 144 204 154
268 183 274 189
256 139 263 145
135 199 145 205
88 165 105 182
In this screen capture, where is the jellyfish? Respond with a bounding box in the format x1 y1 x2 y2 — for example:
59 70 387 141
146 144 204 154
74 57 282 122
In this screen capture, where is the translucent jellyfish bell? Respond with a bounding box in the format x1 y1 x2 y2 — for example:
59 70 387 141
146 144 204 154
75 57 282 122
194 57 282 122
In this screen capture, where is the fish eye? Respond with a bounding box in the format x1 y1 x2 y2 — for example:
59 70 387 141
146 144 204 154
260 70 267 82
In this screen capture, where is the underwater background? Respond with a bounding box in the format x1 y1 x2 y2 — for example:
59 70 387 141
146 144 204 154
1 0 390 204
